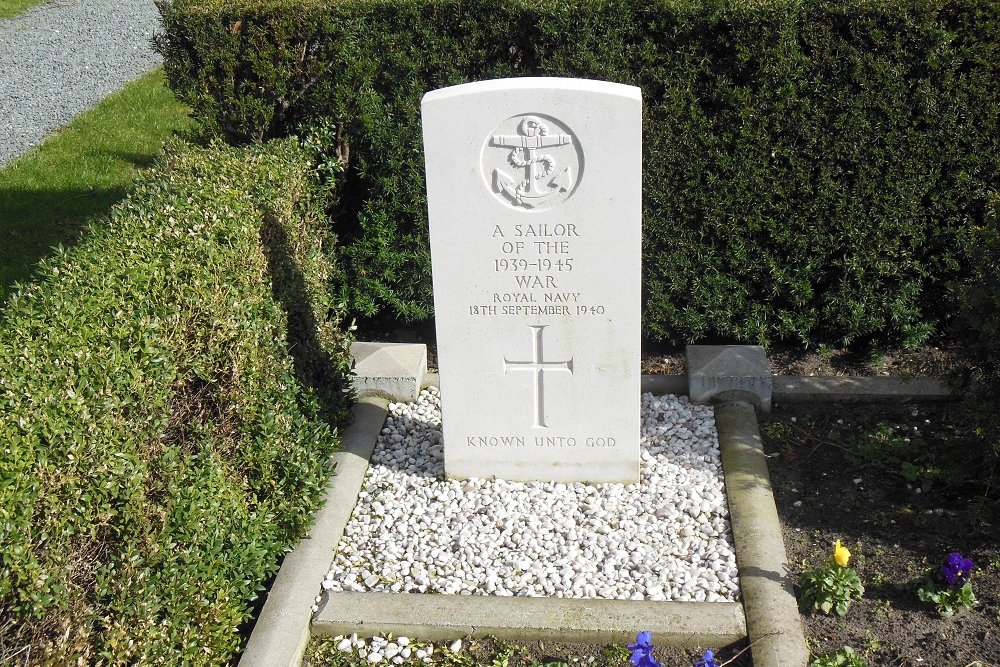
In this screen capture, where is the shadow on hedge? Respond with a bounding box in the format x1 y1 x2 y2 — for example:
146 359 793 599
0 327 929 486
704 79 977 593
261 213 352 426
0 184 128 305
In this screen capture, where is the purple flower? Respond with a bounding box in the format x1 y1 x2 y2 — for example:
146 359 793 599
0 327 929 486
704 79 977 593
941 552 975 587
695 649 720 667
627 631 661 667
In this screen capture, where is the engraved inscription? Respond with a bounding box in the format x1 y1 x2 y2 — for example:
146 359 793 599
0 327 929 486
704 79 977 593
462 435 616 448
465 216 609 317
482 114 583 211
503 325 573 428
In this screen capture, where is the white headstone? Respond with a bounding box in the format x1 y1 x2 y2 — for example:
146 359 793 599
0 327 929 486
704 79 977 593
422 78 642 483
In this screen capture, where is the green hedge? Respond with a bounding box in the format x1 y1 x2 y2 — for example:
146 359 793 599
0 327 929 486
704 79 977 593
951 192 1000 504
954 192 1000 389
156 0 1000 346
0 138 351 664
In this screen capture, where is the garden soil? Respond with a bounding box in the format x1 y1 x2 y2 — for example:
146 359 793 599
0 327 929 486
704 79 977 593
764 399 1000 666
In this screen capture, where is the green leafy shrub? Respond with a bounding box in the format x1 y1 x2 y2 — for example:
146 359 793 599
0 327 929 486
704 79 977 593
949 192 1000 510
809 647 869 667
955 193 1000 383
909 551 978 617
797 540 865 616
156 0 1000 346
0 138 352 664
916 577 977 618
844 421 950 492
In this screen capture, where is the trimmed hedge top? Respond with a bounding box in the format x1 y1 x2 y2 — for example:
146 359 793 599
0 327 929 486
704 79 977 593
0 138 351 664
158 0 1000 346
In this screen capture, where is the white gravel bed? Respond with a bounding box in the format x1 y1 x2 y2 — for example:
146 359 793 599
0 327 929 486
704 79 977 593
321 388 739 602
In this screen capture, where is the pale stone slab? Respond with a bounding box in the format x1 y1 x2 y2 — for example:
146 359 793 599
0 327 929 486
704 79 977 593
422 78 642 483
314 592 746 646
350 342 427 402
687 345 772 413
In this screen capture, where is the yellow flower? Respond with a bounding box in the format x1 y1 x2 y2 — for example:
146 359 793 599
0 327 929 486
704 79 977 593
833 540 851 567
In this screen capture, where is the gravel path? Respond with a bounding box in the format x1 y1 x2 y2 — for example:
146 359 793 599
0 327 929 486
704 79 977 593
0 0 162 168
322 388 739 604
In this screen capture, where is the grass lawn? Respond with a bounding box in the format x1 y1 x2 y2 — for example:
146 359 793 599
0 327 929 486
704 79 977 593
0 0 45 18
0 68 193 306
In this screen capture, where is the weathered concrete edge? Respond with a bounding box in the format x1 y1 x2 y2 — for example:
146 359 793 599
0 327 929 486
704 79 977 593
773 376 954 402
238 397 390 667
715 399 809 667
314 592 745 646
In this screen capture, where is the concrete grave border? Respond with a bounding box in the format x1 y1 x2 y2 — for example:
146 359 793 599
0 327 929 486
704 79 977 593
314 593 745 647
239 349 956 667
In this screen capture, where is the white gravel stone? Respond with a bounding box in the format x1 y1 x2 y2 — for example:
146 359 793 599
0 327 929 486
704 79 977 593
322 388 739 602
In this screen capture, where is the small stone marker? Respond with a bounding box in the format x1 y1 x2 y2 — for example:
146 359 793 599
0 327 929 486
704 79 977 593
422 78 642 483
687 345 773 413
350 342 428 402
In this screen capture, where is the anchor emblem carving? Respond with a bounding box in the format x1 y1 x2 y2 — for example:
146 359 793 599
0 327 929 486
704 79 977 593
490 116 575 209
